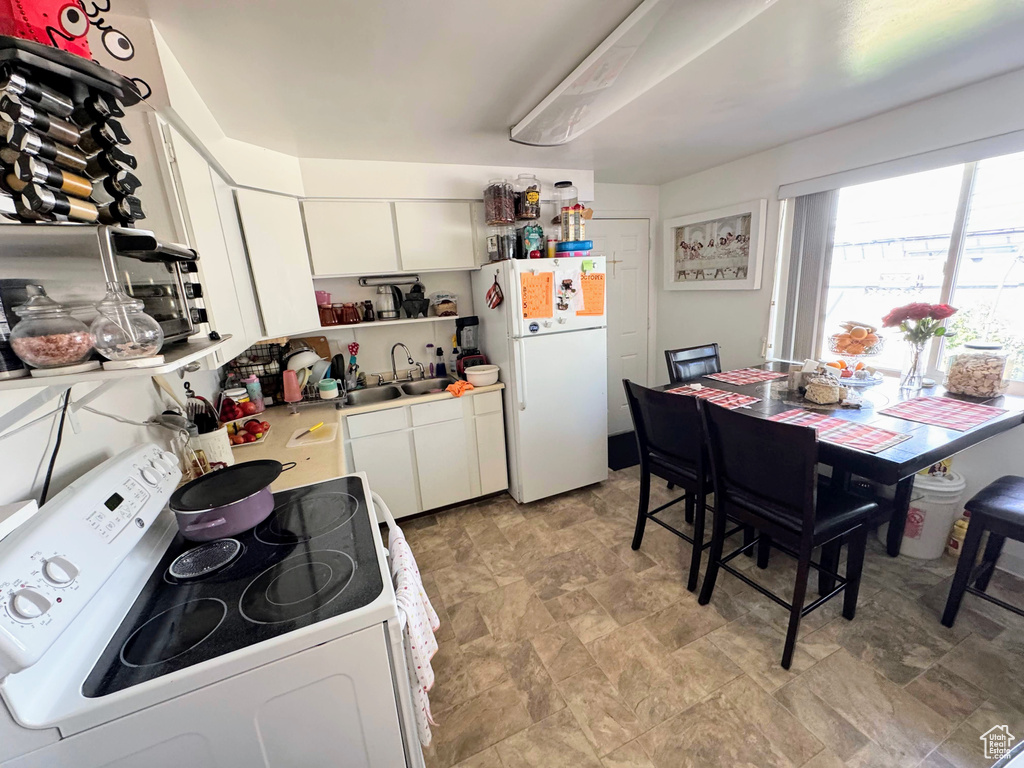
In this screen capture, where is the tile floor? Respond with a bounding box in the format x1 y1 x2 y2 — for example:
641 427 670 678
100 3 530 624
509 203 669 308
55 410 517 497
400 466 1024 768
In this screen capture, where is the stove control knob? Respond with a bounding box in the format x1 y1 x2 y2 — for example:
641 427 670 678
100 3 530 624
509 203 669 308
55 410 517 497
140 467 159 486
43 556 78 586
9 589 50 621
151 457 174 474
148 459 167 476
161 451 180 471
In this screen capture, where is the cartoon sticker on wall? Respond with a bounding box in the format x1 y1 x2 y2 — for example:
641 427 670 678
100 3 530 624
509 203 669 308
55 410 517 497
81 0 152 99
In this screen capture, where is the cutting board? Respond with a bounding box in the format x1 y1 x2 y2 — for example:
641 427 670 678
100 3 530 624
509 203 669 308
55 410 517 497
294 335 330 360
286 423 339 448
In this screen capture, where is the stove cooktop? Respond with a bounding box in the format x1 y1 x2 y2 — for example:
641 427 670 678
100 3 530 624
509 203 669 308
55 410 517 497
83 475 384 698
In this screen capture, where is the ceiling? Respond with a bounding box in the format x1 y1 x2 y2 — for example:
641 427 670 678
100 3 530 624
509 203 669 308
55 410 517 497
133 0 1024 185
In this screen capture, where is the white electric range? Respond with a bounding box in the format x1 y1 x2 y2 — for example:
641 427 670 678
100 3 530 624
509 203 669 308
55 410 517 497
0 444 424 768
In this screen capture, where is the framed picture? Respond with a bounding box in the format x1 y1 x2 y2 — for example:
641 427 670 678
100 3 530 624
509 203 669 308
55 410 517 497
663 199 767 291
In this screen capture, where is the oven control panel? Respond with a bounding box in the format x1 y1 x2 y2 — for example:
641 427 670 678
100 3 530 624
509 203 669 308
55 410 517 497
0 444 180 678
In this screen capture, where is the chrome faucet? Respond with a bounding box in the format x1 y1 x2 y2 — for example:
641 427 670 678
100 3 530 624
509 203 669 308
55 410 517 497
391 343 415 382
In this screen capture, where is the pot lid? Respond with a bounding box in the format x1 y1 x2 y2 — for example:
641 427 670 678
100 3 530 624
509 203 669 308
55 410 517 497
170 460 283 512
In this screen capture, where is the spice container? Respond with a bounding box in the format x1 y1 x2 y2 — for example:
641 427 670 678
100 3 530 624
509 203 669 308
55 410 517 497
90 284 165 362
9 285 95 369
8 124 88 173
945 341 1008 397
560 204 585 242
14 154 92 198
515 173 541 220
487 225 515 261
77 118 131 154
0 95 80 145
96 195 145 225
484 178 515 225
21 183 98 222
0 68 74 118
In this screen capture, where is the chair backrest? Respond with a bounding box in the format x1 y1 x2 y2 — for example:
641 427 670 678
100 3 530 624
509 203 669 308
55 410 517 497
623 380 704 476
700 402 818 532
665 344 722 384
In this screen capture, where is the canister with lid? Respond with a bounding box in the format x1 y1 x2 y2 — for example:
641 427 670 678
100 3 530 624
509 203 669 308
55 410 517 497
945 341 1008 397
9 285 95 369
484 179 515 225
515 173 541 220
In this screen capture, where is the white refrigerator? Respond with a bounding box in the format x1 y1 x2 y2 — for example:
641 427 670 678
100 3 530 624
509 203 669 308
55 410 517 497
471 257 608 503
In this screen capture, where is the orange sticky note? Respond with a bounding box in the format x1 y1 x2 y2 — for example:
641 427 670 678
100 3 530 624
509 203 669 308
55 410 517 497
577 272 605 316
521 272 553 319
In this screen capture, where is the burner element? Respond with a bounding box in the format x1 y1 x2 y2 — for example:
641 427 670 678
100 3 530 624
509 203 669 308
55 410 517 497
255 492 358 545
120 598 226 668
240 550 355 625
169 539 242 581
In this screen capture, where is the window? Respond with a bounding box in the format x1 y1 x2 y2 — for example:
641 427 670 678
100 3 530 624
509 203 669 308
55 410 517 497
812 150 1024 385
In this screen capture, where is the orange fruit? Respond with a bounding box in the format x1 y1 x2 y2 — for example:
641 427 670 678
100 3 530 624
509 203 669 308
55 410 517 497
826 361 842 370
850 326 868 341
854 361 865 371
846 343 866 355
837 359 848 369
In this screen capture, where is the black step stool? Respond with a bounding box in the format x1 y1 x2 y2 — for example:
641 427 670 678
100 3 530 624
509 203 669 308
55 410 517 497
942 476 1024 627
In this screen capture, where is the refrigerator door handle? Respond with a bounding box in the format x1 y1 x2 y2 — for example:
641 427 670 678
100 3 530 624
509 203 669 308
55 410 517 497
514 338 527 411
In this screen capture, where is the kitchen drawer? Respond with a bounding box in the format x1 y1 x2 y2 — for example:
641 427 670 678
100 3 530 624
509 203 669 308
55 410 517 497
346 407 409 438
472 391 502 416
410 398 463 427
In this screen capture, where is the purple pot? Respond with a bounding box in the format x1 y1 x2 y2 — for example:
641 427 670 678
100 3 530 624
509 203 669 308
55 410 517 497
169 460 292 542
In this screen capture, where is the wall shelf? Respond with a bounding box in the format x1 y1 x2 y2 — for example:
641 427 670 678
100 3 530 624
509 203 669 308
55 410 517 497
0 336 232 394
304 316 460 334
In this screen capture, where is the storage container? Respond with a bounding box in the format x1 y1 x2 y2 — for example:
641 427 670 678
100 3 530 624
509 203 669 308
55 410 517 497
515 173 541 220
9 284 94 369
484 178 515 225
945 341 1008 397
877 471 967 559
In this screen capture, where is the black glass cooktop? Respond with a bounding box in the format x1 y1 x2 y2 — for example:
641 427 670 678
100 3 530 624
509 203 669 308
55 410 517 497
83 475 383 697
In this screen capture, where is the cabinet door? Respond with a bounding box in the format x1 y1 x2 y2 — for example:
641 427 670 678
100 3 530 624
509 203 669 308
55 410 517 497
162 124 246 364
475 411 509 495
349 431 420 519
235 189 320 336
395 201 476 271
413 419 472 510
303 200 398 276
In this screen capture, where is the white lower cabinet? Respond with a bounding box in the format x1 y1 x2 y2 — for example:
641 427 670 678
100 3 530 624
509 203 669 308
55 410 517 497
344 391 508 519
348 431 419 519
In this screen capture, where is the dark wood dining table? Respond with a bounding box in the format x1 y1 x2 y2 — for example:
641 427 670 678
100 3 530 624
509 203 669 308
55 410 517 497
656 363 1024 557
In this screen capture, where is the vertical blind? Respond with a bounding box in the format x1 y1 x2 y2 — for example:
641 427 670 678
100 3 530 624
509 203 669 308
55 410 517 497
777 190 839 361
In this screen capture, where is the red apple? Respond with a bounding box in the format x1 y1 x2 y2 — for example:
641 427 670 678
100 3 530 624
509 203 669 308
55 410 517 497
242 433 256 443
241 402 258 416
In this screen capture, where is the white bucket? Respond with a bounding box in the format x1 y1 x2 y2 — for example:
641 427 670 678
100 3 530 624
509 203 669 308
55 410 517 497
877 471 967 559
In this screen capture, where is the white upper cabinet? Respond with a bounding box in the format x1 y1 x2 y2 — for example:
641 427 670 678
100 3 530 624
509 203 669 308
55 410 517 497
303 200 399 276
161 124 251 364
395 201 476 271
235 189 321 337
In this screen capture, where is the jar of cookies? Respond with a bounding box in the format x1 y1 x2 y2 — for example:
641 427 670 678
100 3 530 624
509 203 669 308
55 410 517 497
945 341 1008 397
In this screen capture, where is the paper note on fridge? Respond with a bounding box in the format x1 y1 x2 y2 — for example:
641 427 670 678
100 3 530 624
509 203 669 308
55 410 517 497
521 272 553 318
577 272 605 316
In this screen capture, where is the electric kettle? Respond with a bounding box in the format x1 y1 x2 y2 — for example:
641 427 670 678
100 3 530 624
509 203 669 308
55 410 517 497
375 285 403 320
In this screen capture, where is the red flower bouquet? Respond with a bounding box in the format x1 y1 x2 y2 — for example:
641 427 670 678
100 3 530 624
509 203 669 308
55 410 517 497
883 302 957 391
882 302 957 343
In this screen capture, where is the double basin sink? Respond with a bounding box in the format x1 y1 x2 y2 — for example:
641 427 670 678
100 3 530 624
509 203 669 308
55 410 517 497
342 378 452 407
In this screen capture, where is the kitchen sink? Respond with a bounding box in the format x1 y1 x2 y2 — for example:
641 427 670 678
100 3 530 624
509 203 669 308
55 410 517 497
344 386 403 405
400 378 451 396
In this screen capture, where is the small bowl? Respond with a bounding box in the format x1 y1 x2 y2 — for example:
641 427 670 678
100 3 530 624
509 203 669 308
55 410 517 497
286 350 322 371
466 364 499 387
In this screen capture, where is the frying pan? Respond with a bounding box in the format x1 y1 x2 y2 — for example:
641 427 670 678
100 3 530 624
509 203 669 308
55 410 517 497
169 459 296 542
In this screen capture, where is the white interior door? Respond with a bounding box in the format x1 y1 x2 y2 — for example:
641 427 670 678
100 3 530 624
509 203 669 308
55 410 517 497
589 219 650 435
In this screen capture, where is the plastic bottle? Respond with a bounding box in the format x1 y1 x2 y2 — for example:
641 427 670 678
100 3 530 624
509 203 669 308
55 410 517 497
449 335 459 377
242 374 264 412
435 347 447 378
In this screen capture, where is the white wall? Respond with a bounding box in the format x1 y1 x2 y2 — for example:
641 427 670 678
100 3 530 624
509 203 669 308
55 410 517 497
0 371 217 507
656 66 1024 573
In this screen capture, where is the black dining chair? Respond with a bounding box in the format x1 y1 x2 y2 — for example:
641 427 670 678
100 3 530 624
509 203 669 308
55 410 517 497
942 475 1024 628
697 402 877 668
623 380 743 592
665 343 721 384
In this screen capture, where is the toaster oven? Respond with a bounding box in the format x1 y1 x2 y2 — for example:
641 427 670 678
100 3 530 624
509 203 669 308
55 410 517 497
0 224 207 343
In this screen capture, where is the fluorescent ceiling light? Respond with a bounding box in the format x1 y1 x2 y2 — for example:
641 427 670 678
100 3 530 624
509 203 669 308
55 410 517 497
510 0 778 146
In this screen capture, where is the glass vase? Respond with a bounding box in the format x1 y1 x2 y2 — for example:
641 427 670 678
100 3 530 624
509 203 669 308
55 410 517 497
900 340 927 394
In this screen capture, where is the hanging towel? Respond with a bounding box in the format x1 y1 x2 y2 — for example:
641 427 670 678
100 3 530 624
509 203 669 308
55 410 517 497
390 525 441 746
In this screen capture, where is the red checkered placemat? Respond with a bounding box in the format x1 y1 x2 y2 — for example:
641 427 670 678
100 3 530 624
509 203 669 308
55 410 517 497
705 368 789 385
770 408 911 454
668 385 761 410
879 396 1007 432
